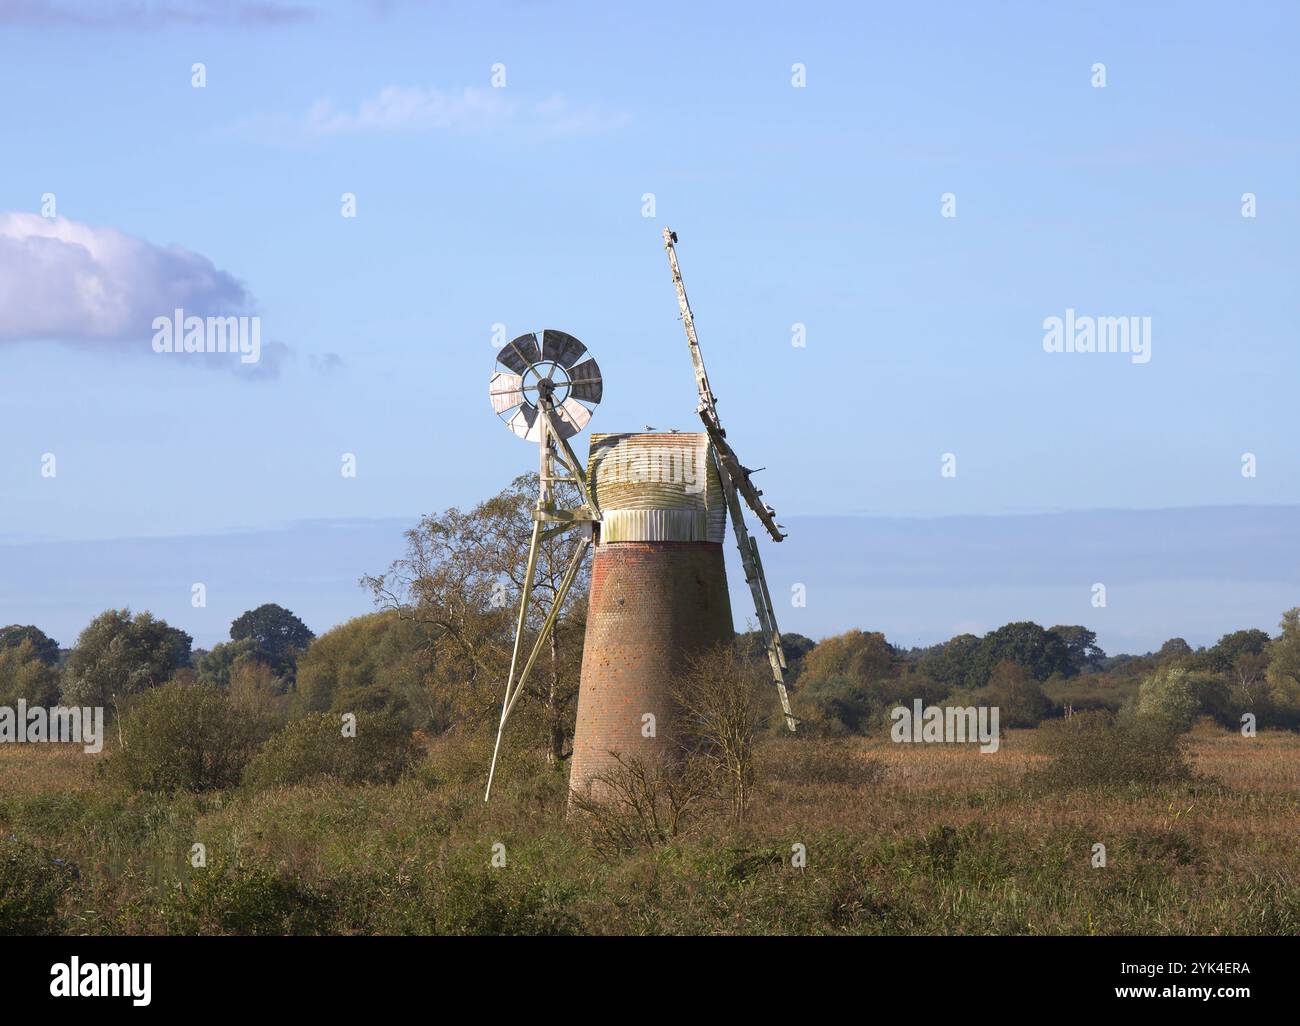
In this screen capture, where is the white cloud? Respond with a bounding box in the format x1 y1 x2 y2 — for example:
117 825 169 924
0 1 313 27
304 85 511 135
0 213 252 344
242 85 629 141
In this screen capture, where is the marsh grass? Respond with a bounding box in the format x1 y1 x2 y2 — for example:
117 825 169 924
1 725 1297 935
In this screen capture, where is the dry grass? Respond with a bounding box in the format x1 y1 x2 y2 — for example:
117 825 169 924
2 726 1297 935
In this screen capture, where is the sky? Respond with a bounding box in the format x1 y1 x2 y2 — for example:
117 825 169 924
0 0 1297 651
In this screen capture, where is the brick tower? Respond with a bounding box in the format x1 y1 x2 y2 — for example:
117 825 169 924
568 432 734 795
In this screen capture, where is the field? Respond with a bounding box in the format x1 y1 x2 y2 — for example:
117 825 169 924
2 725 1298 935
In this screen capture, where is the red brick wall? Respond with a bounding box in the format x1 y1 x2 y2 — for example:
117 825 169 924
569 540 734 797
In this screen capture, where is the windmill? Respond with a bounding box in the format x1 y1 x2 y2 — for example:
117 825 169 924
484 329 603 802
485 232 795 802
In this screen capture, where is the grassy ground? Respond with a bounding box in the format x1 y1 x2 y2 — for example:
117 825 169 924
1 724 1297 935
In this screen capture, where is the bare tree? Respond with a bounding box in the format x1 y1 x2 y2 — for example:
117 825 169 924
672 641 767 822
568 750 714 858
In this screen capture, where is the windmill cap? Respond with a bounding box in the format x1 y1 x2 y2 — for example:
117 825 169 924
588 432 725 543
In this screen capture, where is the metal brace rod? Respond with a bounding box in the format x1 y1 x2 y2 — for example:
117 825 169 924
483 532 592 802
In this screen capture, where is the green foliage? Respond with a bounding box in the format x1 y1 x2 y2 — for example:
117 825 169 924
793 630 901 734
294 612 429 726
799 629 896 684
110 682 270 793
61 609 191 712
979 660 1051 728
0 836 77 935
242 711 417 790
964 621 1072 689
1048 625 1106 674
1135 666 1228 731
194 637 264 688
229 604 315 681
738 631 815 682
1266 608 1300 728
1033 710 1191 789
0 625 60 667
1156 637 1194 662
793 674 873 735
0 639 61 707
1207 628 1270 672
918 633 980 688
361 473 588 760
162 857 333 935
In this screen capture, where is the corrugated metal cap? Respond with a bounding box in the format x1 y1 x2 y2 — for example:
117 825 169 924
588 432 725 543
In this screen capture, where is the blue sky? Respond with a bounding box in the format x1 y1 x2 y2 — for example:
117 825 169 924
0 1 1297 650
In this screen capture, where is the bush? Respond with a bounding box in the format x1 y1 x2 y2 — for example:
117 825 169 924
1032 710 1190 789
242 711 417 790
1135 667 1227 732
569 751 714 859
162 857 332 935
110 681 269 793
0 836 77 935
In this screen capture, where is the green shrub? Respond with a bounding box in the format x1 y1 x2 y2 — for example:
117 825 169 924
242 711 417 790
1135 667 1225 732
110 681 269 793
162 858 332 935
0 836 77 935
1032 710 1191 789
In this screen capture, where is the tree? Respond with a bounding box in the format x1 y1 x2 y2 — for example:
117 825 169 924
1265 608 1300 727
61 610 192 719
672 642 766 821
1207 628 1270 672
1135 666 1226 732
737 630 815 682
229 604 315 681
792 630 897 734
0 625 60 667
109 682 268 793
1048 625 1106 674
195 638 263 688
363 473 588 764
0 639 60 707
965 622 1071 689
294 612 430 727
799 630 895 685
981 660 1051 728
1156 637 1194 663
919 633 980 688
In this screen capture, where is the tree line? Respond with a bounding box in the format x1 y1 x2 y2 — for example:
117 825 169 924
2 474 1298 766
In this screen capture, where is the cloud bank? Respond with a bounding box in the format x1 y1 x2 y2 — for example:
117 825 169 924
0 213 253 344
